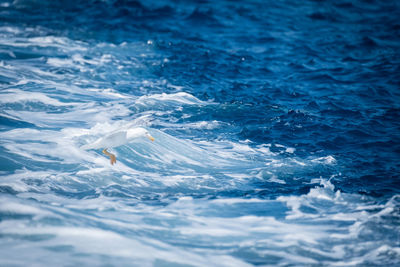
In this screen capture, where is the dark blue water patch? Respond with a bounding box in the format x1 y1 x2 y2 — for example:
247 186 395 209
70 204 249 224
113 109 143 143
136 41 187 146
185 8 224 27
0 115 37 130
0 74 16 84
0 50 45 61
0 147 25 172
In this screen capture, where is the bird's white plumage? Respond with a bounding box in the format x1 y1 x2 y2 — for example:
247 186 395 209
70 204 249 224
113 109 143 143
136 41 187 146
81 127 151 150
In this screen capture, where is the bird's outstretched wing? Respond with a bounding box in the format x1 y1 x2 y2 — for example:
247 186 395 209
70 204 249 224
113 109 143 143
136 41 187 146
81 131 127 150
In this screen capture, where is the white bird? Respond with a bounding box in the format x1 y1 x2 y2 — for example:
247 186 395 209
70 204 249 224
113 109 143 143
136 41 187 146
81 127 155 165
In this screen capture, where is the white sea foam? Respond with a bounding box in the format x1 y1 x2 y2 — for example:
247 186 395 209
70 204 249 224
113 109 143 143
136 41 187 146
211 198 267 204
186 120 222 129
0 35 87 51
1 168 397 266
0 89 76 106
268 175 286 184
0 26 20 34
0 201 47 216
0 198 253 266
136 92 206 106
311 155 336 164
285 147 295 153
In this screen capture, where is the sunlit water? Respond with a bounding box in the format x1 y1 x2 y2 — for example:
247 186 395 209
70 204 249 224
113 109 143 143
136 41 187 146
0 0 399 266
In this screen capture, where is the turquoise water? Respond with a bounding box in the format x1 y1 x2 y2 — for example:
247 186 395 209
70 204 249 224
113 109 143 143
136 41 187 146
0 0 399 266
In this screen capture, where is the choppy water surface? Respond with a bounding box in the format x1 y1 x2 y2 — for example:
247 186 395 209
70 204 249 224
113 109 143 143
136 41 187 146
1 0 400 266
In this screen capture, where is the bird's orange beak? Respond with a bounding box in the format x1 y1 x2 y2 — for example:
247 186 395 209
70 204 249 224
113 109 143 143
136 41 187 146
147 135 155 142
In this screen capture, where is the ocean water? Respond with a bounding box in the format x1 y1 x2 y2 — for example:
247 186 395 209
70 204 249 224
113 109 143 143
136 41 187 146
0 0 399 266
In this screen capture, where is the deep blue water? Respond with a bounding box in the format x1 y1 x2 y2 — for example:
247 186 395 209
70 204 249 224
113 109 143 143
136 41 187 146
0 0 399 265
